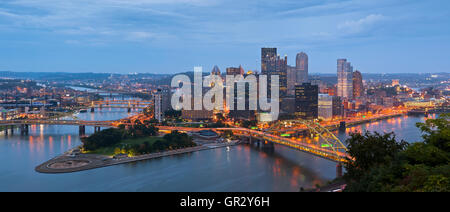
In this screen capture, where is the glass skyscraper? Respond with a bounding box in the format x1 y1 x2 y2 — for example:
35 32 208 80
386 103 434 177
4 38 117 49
296 52 308 84
261 48 287 97
337 59 353 99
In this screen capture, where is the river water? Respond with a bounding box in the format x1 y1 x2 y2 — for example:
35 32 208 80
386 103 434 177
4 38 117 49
0 89 432 191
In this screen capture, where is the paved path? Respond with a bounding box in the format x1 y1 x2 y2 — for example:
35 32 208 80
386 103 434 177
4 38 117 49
35 141 239 174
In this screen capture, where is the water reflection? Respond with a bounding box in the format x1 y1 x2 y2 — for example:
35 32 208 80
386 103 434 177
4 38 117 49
0 111 430 191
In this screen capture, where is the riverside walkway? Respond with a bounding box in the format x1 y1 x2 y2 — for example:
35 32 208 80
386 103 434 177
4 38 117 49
35 141 239 174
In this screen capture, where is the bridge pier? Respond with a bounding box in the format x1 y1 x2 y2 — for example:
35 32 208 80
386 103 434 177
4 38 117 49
10 126 14 135
79 125 86 136
127 107 131 113
336 163 343 178
20 124 29 135
90 107 95 113
339 121 346 132
261 140 275 150
94 126 101 133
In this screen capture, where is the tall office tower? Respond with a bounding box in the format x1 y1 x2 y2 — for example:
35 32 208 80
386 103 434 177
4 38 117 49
295 83 318 120
261 48 287 97
296 52 308 84
318 94 333 121
337 59 353 99
287 65 297 96
211 65 221 76
352 70 363 98
153 88 172 122
332 96 343 118
227 66 256 121
261 48 277 73
154 92 162 122
160 88 172 113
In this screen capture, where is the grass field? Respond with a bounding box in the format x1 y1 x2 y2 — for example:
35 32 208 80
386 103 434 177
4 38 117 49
87 136 161 156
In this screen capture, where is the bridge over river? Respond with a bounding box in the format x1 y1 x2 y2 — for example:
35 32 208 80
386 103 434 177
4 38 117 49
0 119 350 164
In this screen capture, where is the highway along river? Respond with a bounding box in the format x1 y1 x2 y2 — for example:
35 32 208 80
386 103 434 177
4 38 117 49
0 94 432 191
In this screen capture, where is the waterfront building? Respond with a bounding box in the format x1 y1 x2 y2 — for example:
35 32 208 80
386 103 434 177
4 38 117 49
295 83 318 120
318 94 333 121
332 96 344 119
337 59 353 99
154 92 162 122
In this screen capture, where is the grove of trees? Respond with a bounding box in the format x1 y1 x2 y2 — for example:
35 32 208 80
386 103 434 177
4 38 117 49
343 114 450 192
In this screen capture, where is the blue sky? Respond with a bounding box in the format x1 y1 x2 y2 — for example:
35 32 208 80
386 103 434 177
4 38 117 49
0 0 449 74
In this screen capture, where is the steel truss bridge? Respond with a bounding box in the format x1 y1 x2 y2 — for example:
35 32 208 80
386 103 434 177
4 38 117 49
0 120 114 127
158 124 350 163
85 100 153 110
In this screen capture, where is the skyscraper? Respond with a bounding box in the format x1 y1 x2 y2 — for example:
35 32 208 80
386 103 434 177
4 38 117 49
211 65 221 76
153 88 172 122
337 59 353 99
295 83 318 120
287 65 296 96
227 66 256 120
318 94 333 121
296 52 308 84
352 70 363 98
261 48 287 97
154 92 162 122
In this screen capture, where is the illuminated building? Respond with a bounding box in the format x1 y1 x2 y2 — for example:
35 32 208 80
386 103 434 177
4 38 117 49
337 59 353 99
211 65 221 76
318 94 333 121
154 88 172 122
287 66 296 96
154 92 162 122
392 79 400 87
295 83 318 120
226 66 244 76
261 48 287 97
332 96 344 118
353 70 363 98
227 68 256 120
296 52 308 84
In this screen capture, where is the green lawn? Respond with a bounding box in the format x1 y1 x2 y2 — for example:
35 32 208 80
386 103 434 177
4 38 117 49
86 136 161 156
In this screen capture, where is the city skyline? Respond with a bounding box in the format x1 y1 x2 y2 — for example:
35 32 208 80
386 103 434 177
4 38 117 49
1 0 449 74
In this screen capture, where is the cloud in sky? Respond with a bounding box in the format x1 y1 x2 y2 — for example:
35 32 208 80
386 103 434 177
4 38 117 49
337 14 387 35
0 0 449 73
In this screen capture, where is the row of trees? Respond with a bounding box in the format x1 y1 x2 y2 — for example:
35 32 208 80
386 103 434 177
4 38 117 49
343 114 450 192
116 131 196 155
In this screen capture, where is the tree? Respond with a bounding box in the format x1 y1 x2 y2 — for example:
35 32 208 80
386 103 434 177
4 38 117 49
416 113 450 152
343 114 450 192
344 132 408 188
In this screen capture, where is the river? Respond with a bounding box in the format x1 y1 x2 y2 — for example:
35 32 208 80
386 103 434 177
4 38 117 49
0 89 433 191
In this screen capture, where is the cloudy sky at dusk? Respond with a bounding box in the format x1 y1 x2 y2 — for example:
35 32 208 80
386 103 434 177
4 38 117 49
0 0 449 74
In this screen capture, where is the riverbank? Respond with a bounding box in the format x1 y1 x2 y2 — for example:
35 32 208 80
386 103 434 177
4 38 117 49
35 141 240 174
325 113 406 131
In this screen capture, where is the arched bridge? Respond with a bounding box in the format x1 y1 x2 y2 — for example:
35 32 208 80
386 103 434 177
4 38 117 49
158 126 350 163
